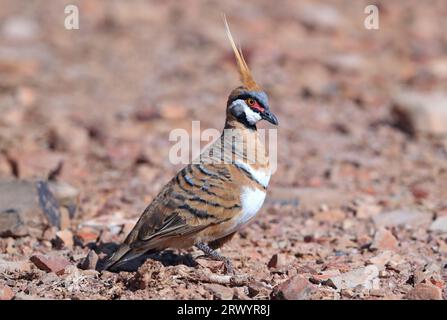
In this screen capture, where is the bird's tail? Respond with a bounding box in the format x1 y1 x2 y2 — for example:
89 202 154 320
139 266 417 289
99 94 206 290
101 244 144 271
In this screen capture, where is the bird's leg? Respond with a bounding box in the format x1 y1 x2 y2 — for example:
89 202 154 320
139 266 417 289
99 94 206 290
196 242 234 274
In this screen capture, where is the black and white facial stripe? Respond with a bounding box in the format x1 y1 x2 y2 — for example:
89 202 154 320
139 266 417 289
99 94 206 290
228 90 277 128
230 99 262 127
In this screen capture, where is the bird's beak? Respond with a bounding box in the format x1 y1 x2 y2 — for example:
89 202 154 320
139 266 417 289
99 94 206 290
262 109 279 125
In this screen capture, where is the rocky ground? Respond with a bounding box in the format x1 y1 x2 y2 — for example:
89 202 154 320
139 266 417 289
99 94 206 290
0 0 447 300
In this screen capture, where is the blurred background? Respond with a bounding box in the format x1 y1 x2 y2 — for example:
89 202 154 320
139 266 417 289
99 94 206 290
0 0 446 300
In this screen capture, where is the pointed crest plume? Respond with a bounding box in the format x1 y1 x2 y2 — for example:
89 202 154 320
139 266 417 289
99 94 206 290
223 15 261 91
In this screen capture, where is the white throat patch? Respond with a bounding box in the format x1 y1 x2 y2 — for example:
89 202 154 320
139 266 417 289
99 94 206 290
230 99 261 125
235 160 271 188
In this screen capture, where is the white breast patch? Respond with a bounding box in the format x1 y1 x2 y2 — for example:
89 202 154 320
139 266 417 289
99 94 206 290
237 187 266 225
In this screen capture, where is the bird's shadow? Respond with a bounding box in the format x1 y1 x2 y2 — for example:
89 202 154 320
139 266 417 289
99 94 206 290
93 242 198 272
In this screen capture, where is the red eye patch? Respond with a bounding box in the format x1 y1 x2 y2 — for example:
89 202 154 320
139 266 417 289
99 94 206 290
251 101 264 113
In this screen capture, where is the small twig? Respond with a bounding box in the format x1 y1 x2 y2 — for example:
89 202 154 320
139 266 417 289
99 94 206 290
182 269 252 286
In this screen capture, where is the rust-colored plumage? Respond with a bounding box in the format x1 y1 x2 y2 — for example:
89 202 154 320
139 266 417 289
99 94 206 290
223 16 261 91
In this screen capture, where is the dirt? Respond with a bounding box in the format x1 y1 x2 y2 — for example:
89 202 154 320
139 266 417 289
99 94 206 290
0 0 446 300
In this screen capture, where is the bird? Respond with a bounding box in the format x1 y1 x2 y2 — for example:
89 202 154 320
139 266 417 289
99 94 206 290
102 18 278 274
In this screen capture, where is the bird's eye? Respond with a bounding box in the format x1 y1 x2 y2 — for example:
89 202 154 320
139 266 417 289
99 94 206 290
246 98 255 106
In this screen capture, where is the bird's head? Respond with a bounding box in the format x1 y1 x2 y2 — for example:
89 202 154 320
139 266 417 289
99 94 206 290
227 86 278 128
224 18 278 128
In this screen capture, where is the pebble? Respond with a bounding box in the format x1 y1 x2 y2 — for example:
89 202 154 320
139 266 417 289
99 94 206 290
373 209 432 228
79 250 99 270
371 228 399 252
298 4 342 31
0 258 32 273
159 104 188 120
429 216 447 232
267 253 293 270
247 280 270 298
2 16 39 40
0 285 14 300
75 226 100 245
314 209 346 222
30 254 70 275
205 283 234 300
392 90 447 137
271 275 315 300
405 283 442 300
0 179 52 237
54 229 74 249
328 266 380 291
267 187 351 210
369 251 404 270
355 203 382 219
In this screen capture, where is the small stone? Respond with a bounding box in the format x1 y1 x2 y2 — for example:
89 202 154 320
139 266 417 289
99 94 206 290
81 269 99 277
392 90 447 137
267 187 351 210
357 234 372 247
409 264 443 286
16 86 36 107
428 58 447 78
41 226 57 241
342 219 355 230
371 228 399 251
134 106 160 121
314 209 345 222
205 283 233 300
5 238 16 254
298 4 342 31
0 285 14 300
373 209 432 228
329 266 379 291
47 123 89 153
247 280 269 298
196 258 224 273
405 283 442 300
30 254 70 275
0 179 55 237
355 203 382 219
271 275 315 300
2 16 39 40
232 287 250 300
14 293 42 300
0 258 32 273
128 260 164 290
267 253 291 269
267 254 279 269
160 104 188 120
100 270 116 281
369 289 385 297
379 270 390 278
54 229 74 249
12 151 64 181
430 216 447 232
340 289 355 298
325 54 365 73
438 241 447 254
63 265 81 276
79 250 99 270
369 251 404 269
41 272 59 284
75 226 100 245
47 181 79 204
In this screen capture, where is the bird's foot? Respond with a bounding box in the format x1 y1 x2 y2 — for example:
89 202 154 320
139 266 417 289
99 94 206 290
196 242 235 275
